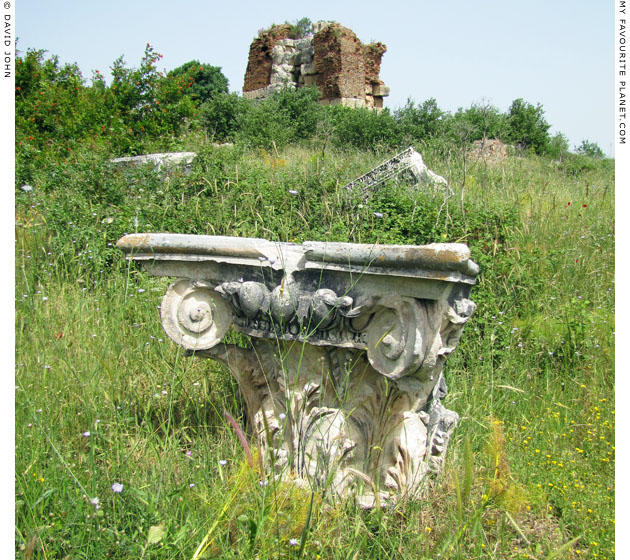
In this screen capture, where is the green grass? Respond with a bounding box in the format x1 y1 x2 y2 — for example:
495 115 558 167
15 140 614 559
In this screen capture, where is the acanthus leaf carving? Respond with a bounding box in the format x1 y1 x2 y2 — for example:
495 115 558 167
118 233 479 506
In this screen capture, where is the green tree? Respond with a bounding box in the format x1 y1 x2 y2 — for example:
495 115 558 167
575 139 604 159
547 133 570 159
453 100 508 143
506 98 551 154
105 44 196 153
326 105 401 150
287 17 313 38
272 86 321 138
394 98 445 142
233 87 322 149
15 49 94 145
167 60 228 105
200 92 250 141
15 47 112 182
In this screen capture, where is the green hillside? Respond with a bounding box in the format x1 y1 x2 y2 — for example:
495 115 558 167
15 46 614 559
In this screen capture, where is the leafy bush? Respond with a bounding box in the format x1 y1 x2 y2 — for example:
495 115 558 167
104 44 197 154
167 60 229 104
559 152 609 176
287 17 313 38
15 44 217 165
546 132 570 160
15 48 107 183
506 98 551 154
236 87 322 149
273 86 322 138
15 49 89 144
394 98 446 142
449 102 509 143
575 139 605 159
235 96 293 149
326 105 401 150
200 92 250 142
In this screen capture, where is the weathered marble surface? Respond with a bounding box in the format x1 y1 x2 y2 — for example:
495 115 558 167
109 152 198 174
109 148 232 176
118 233 478 506
344 147 450 199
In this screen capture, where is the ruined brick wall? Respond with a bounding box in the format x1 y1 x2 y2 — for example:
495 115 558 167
364 43 386 83
243 24 293 93
363 42 388 108
242 21 389 109
314 24 365 101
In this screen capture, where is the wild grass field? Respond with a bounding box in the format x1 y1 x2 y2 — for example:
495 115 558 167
15 134 614 559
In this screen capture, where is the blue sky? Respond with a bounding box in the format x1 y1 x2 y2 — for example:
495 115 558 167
16 0 614 154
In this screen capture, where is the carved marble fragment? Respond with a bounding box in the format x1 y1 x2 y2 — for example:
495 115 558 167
343 147 451 200
118 234 478 506
109 152 198 174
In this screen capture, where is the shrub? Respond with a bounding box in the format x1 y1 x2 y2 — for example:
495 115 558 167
575 139 605 159
394 98 446 142
506 98 551 154
15 48 108 183
450 101 509 143
326 105 401 150
167 60 229 105
105 44 196 154
200 93 250 142
272 86 322 138
15 49 95 146
559 152 601 176
15 44 202 163
236 96 293 149
287 17 313 39
236 87 322 149
547 132 570 160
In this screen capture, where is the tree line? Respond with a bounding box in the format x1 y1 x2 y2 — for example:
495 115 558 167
15 43 606 181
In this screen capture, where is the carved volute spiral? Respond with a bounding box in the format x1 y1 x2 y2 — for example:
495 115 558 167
160 279 233 351
366 295 428 378
119 233 479 505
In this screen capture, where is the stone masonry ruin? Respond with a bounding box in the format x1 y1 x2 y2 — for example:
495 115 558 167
243 21 390 109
